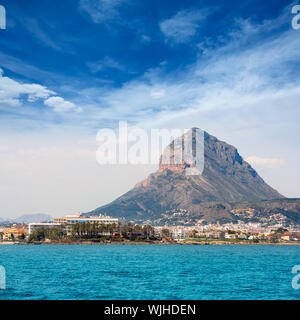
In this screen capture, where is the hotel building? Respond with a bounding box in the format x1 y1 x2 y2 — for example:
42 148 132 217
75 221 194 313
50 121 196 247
53 214 119 235
28 214 119 235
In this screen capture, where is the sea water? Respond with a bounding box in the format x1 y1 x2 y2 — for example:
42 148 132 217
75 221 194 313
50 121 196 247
0 245 299 300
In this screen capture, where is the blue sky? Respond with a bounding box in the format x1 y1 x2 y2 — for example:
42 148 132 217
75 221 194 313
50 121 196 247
0 0 300 217
0 0 298 127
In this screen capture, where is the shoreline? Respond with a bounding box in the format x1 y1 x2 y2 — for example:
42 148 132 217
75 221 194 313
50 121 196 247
1 240 300 245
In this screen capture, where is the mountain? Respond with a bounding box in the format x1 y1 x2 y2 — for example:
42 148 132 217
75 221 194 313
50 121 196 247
0 214 53 224
88 129 287 224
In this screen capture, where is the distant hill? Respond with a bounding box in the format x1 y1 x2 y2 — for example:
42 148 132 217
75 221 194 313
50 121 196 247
88 129 288 224
0 214 53 224
13 214 53 224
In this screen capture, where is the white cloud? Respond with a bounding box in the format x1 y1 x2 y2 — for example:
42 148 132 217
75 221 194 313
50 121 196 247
159 9 210 43
0 68 54 106
44 96 82 113
0 68 80 113
246 156 285 168
79 0 125 23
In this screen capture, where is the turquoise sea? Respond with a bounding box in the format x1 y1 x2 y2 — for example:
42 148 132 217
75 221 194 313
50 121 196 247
0 245 300 300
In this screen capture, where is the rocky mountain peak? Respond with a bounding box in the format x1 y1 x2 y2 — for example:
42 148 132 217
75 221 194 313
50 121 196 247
89 129 285 223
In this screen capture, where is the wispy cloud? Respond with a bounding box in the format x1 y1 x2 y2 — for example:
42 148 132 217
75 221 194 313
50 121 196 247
87 56 124 74
79 0 125 24
159 9 212 43
150 89 165 99
20 17 61 50
0 52 58 82
140 34 151 43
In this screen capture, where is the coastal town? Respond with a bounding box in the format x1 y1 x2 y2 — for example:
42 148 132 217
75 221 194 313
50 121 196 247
0 213 300 244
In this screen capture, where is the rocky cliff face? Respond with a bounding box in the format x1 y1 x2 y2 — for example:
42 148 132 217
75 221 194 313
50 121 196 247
89 129 285 222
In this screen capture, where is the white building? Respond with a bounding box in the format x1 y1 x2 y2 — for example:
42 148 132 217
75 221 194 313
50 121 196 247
53 214 119 235
54 214 119 225
172 229 186 240
28 222 61 234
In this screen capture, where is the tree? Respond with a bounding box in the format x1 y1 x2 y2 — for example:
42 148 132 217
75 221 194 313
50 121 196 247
191 229 198 238
274 227 288 234
142 225 154 239
28 228 46 242
161 228 171 238
228 230 236 234
18 233 25 241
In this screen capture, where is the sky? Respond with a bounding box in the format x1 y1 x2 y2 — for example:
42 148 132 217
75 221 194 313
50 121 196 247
0 0 300 218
